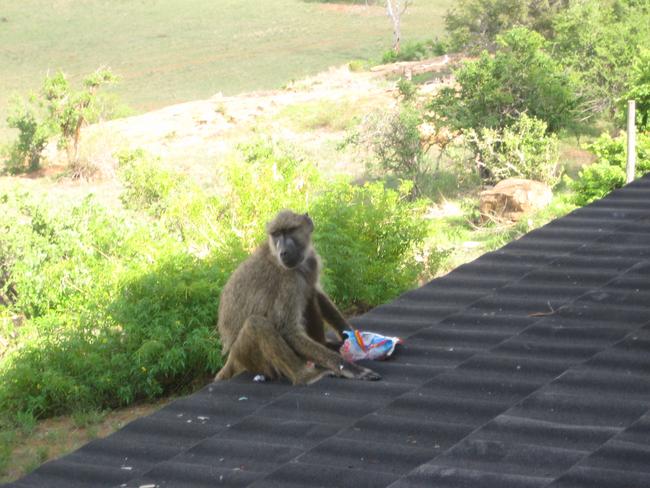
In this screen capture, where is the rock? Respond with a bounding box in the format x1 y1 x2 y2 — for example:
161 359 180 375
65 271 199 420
479 178 552 222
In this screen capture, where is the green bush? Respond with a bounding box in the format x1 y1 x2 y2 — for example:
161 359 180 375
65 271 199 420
429 27 579 133
571 132 650 205
310 180 429 310
381 38 448 64
0 139 431 422
0 193 225 419
2 98 51 174
552 0 650 120
221 139 322 250
621 48 650 131
445 0 567 52
397 79 418 102
351 104 432 196
117 149 188 217
2 68 121 175
468 114 561 185
348 59 369 72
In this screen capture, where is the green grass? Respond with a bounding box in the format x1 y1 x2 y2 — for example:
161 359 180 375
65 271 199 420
429 192 578 276
0 0 453 141
277 98 373 132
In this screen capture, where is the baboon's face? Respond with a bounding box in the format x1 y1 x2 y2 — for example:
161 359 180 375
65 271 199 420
267 211 313 269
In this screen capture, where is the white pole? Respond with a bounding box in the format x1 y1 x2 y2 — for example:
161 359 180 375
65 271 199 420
627 100 636 184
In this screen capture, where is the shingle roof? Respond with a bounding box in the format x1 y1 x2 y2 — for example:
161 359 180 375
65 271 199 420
4 176 650 488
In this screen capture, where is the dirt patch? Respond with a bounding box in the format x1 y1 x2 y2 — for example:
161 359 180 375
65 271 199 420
21 164 67 179
318 3 384 16
1 399 171 483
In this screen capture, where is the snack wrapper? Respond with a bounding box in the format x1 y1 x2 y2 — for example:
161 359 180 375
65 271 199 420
339 330 402 362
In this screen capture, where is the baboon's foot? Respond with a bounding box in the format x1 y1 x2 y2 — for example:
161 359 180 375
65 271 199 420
357 367 381 381
294 366 331 385
214 358 240 382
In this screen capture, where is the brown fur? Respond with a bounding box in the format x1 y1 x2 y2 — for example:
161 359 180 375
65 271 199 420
215 210 380 384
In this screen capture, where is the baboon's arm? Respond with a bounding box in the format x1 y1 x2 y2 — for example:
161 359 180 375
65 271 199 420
316 291 353 338
284 331 380 380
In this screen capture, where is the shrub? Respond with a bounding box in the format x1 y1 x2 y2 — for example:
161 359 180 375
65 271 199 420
351 104 432 196
380 38 448 64
310 180 428 310
2 98 51 174
2 68 121 175
428 27 579 133
552 1 650 119
117 149 187 217
220 139 322 251
444 0 567 52
348 59 369 72
570 132 650 205
468 114 561 185
621 48 650 132
397 79 418 102
0 139 431 422
0 193 225 419
42 68 118 164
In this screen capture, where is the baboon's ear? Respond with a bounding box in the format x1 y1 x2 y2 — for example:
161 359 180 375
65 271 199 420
304 213 314 232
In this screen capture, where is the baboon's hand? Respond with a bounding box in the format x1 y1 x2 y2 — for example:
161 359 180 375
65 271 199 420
357 367 381 381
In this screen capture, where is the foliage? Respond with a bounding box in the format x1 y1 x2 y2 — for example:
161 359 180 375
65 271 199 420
570 131 650 205
0 193 225 420
445 0 568 52
397 79 418 103
41 68 118 164
552 0 650 120
117 149 188 217
0 140 432 423
310 180 429 310
348 59 369 72
2 68 119 174
429 27 578 133
351 104 432 196
220 139 322 251
467 114 560 185
381 38 448 63
621 49 650 132
2 98 51 174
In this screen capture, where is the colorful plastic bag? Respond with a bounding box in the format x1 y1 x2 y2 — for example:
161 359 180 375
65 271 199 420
340 330 402 362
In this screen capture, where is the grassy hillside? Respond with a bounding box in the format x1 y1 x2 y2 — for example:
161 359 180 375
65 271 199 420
0 0 452 140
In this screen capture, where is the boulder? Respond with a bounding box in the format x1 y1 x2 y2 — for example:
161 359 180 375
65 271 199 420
479 178 552 222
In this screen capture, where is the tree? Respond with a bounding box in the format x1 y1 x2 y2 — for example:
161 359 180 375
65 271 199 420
445 0 569 52
385 0 410 53
428 27 579 133
3 97 51 174
552 0 650 120
42 67 118 163
621 49 650 132
2 67 119 175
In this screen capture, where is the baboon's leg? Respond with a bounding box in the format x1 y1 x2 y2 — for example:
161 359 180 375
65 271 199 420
215 353 243 381
316 291 352 339
224 315 328 385
285 332 381 381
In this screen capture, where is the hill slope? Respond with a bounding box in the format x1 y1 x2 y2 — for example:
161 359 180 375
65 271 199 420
0 0 452 140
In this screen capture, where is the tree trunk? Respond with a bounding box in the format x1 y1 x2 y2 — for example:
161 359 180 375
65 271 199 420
386 0 408 54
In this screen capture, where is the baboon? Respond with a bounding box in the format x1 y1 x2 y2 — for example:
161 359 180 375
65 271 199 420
215 210 381 384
